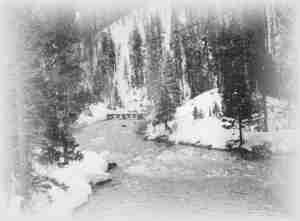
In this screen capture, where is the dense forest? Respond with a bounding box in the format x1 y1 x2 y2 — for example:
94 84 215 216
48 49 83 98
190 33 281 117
3 0 297 211
77 2 297 127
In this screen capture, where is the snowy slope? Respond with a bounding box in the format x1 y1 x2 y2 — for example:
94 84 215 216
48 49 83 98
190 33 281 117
169 89 235 149
175 88 222 120
146 88 297 153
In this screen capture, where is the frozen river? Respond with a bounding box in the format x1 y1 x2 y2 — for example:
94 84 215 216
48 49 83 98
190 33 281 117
72 120 295 221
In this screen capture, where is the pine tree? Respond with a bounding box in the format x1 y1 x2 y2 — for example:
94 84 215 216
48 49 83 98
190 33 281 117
155 87 175 132
129 26 145 88
145 15 164 103
164 53 182 108
193 106 198 119
94 31 116 103
219 19 254 146
180 10 215 98
170 11 184 94
17 5 89 168
154 52 180 131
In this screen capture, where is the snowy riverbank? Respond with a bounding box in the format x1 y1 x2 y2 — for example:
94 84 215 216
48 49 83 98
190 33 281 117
145 89 298 154
26 150 113 218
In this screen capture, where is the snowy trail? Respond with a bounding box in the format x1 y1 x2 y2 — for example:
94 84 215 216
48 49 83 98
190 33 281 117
72 120 294 221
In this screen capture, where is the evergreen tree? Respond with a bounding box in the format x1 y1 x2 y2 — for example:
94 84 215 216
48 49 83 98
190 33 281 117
170 11 184 102
33 7 85 165
219 19 254 146
145 14 164 103
154 52 180 130
155 87 175 132
129 26 145 88
94 31 116 102
180 10 216 98
163 52 182 108
193 106 198 119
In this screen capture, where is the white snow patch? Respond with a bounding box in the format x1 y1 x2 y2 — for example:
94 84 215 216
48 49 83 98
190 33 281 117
76 103 109 126
175 88 222 120
31 150 112 216
170 117 236 149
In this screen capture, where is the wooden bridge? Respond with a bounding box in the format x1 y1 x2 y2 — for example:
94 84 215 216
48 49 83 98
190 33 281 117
106 113 145 120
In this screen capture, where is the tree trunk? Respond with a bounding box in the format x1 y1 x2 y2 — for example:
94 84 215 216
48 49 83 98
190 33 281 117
262 92 269 132
238 114 243 148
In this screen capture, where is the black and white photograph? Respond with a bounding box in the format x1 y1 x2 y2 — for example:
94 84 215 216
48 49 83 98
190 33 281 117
0 0 299 220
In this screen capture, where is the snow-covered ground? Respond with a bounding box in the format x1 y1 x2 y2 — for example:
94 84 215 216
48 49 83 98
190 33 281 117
145 88 298 154
76 103 110 126
145 89 236 149
28 150 112 217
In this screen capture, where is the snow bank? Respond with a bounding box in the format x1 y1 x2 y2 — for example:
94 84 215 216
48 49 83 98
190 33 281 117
175 88 222 120
146 88 296 153
170 117 237 149
146 89 233 149
32 150 111 216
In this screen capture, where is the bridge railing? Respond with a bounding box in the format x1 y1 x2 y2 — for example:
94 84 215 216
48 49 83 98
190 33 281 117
106 113 145 120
